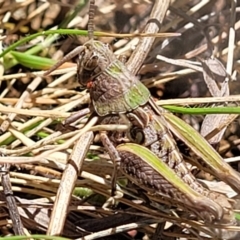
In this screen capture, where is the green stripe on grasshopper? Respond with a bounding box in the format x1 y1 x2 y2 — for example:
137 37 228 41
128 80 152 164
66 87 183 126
164 112 240 193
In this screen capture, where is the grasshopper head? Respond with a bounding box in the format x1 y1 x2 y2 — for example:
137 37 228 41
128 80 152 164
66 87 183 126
77 40 116 87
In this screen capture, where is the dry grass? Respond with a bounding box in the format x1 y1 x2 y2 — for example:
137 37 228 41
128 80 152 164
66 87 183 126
0 0 240 239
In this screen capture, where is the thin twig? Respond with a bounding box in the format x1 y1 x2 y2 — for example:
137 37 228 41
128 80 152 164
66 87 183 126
1 163 25 235
127 0 170 74
47 131 94 235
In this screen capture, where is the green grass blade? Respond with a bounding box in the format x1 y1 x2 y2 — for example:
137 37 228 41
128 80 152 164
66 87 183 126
0 30 179 59
0 29 95 58
8 51 56 70
163 105 240 114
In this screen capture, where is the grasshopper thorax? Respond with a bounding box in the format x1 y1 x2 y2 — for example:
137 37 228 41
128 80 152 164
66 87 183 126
77 40 150 117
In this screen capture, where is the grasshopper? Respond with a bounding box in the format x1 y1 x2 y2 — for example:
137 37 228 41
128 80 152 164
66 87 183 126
45 0 239 225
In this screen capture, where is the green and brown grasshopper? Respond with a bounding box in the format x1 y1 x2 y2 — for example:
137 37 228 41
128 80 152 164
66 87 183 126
45 0 239 226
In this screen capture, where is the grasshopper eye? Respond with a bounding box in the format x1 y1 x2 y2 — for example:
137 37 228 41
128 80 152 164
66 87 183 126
85 55 99 70
78 51 100 87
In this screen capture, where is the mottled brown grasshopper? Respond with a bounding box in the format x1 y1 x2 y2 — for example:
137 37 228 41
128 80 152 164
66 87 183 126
45 0 240 225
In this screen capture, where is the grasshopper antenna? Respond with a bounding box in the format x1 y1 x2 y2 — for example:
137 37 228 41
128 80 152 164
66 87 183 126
88 0 95 40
